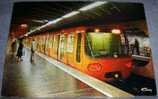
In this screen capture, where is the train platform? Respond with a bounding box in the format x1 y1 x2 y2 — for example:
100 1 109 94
2 49 104 97
1 48 133 97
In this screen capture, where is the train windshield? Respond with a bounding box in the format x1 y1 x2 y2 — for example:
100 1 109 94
86 32 127 58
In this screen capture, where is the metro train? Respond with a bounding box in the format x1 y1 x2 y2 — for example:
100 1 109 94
24 26 133 81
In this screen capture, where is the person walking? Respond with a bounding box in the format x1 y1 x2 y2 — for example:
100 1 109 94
16 39 24 62
30 39 36 63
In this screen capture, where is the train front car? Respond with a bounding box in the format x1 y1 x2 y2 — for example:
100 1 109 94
83 29 133 81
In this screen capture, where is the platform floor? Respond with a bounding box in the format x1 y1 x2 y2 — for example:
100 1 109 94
1 49 104 97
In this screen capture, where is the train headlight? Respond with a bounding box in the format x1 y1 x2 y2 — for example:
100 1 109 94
88 63 102 72
114 74 119 78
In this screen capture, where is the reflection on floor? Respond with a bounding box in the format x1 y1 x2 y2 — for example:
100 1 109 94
2 48 104 97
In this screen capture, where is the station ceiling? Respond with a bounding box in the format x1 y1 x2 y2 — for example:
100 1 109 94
10 1 146 35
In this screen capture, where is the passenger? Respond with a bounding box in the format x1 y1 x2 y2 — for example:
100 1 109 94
16 39 24 62
133 38 140 55
30 39 36 63
11 39 17 55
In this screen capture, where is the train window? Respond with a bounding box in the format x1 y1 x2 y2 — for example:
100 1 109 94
76 33 81 62
67 33 74 53
85 32 122 58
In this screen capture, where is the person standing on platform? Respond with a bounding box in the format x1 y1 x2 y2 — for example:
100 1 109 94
133 38 140 55
30 39 36 63
16 39 24 62
11 39 17 55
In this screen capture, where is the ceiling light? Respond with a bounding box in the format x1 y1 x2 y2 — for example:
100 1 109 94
94 28 100 32
24 34 28 37
111 29 121 34
76 30 80 33
32 19 48 23
81 30 85 33
20 24 27 28
62 11 79 18
47 18 63 25
79 1 107 11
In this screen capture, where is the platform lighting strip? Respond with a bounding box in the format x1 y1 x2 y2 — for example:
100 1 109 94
24 1 107 37
62 11 80 18
79 1 107 11
47 18 63 25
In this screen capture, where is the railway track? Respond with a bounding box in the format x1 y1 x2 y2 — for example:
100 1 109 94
106 73 157 96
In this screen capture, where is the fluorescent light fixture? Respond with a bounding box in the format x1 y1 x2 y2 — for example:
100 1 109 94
40 25 46 29
24 34 28 37
32 19 48 23
20 24 27 28
62 11 79 18
94 28 100 32
79 1 107 11
48 18 63 25
29 29 36 34
111 29 121 34
37 25 46 30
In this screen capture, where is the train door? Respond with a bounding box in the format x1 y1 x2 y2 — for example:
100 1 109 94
45 34 49 55
39 35 42 52
43 35 46 53
74 33 83 71
58 34 66 62
44 35 47 54
40 35 43 53
49 34 54 57
66 33 75 66
40 35 42 52
47 34 50 55
53 34 60 59
56 35 60 60
37 36 40 52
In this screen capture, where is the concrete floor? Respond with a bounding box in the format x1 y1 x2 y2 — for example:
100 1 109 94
1 48 104 97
